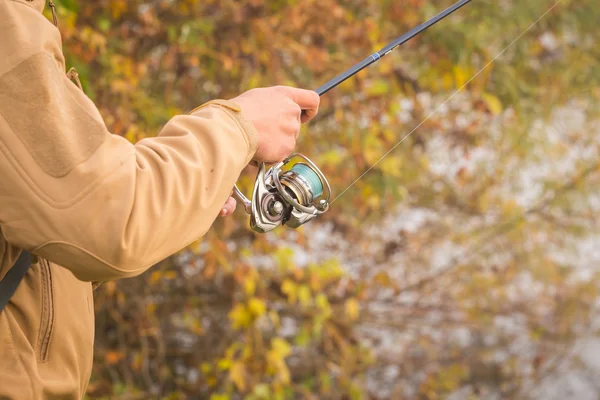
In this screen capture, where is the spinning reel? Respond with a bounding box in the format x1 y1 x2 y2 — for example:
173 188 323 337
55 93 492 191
233 154 331 233
232 0 471 233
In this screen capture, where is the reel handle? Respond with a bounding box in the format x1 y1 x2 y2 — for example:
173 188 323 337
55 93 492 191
232 160 266 215
233 183 253 214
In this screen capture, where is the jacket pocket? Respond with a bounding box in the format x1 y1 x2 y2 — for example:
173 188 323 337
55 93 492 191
37 258 55 362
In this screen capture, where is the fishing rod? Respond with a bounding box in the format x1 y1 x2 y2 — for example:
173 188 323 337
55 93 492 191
234 0 472 233
315 0 472 96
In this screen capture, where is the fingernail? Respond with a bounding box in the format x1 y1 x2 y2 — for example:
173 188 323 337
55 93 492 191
221 208 227 216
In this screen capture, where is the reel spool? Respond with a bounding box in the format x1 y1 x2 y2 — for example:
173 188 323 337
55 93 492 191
233 154 331 233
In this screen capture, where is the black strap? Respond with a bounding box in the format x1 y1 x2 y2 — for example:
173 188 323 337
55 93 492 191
0 250 32 313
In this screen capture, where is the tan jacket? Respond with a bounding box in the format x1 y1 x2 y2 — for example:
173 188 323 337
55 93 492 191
0 1 258 398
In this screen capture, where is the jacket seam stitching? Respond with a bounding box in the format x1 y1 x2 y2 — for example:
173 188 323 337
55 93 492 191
36 260 54 363
35 261 47 360
33 241 149 277
33 230 212 278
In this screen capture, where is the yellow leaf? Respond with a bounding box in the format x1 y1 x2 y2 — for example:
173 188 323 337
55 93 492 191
230 362 247 392
248 298 266 317
501 199 521 216
378 157 403 178
244 279 256 296
228 303 251 330
345 298 360 321
104 281 116 295
364 135 383 165
188 238 203 254
278 364 291 384
298 285 312 307
164 270 177 280
319 150 343 167
309 272 322 292
271 338 292 358
360 185 376 203
453 65 469 88
281 279 297 304
242 344 252 360
200 362 212 374
275 248 295 271
148 271 163 282
373 271 392 287
295 327 311 347
225 342 243 359
478 191 490 212
367 79 390 96
124 126 138 143
252 384 270 398
190 319 205 335
481 92 503 115
217 358 232 371
315 293 329 310
442 72 454 90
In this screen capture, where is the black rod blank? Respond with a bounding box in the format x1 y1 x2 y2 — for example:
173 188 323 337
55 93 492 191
315 0 472 96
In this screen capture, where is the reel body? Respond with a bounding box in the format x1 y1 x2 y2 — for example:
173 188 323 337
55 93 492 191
233 154 331 233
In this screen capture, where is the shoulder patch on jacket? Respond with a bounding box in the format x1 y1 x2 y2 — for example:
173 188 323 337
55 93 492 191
0 52 106 178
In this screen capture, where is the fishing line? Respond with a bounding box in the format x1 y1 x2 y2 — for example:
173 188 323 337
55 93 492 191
234 0 564 233
331 0 564 204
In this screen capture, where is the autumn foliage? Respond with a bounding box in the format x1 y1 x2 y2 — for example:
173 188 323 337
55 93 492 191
49 0 600 399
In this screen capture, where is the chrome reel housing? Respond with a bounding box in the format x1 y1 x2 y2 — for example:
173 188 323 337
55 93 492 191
233 154 331 233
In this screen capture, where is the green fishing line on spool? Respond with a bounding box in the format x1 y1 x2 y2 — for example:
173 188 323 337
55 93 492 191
291 163 323 198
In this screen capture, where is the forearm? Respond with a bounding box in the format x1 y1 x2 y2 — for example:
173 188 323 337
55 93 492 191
0 101 257 281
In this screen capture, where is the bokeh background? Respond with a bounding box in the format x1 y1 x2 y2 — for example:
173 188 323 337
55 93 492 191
49 0 600 398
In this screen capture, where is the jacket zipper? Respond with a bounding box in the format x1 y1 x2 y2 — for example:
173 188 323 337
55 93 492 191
38 258 55 362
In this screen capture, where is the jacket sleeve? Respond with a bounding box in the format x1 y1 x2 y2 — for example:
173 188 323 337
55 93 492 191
0 1 258 281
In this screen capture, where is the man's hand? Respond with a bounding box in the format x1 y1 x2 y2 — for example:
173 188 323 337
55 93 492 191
221 85 320 217
231 85 320 163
